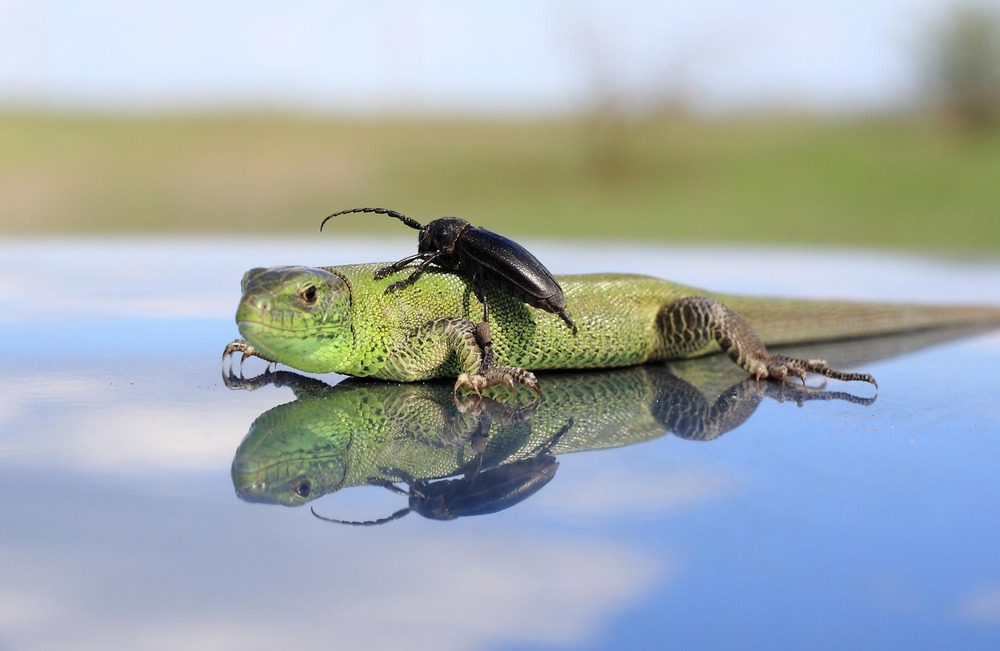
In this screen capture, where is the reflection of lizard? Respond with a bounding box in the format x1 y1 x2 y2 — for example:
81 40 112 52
223 263 1000 392
227 367 872 510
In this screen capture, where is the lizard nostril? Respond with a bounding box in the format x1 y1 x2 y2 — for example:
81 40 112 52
247 295 271 314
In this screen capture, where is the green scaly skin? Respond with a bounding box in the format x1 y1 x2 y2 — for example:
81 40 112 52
225 262 1000 388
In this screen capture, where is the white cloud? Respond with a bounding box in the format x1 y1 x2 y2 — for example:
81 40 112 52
956 586 1000 625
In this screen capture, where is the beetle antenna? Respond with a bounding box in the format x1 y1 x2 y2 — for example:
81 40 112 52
310 505 411 526
320 207 424 232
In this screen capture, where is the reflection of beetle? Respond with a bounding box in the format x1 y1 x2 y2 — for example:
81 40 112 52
311 455 559 526
320 207 577 334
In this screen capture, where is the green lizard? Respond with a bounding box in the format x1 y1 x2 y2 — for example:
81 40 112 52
223 262 1000 392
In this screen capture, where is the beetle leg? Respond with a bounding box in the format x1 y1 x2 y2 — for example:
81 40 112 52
470 273 490 324
474 321 492 350
374 252 428 280
384 252 444 294
469 275 496 363
372 480 412 497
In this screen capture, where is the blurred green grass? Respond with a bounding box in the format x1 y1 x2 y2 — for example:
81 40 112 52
2 112 998 250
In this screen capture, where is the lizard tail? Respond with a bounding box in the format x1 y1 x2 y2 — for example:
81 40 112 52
720 296 1000 347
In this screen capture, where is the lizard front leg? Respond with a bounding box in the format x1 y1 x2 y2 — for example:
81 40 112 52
388 317 538 395
222 339 276 373
456 321 539 397
658 297 877 387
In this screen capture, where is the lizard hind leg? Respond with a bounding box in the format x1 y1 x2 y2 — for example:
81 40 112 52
658 297 877 388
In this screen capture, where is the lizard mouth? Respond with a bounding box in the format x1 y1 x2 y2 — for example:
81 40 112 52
237 319 318 338
236 319 308 341
237 319 269 336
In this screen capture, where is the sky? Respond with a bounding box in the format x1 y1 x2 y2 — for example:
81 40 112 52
0 0 998 115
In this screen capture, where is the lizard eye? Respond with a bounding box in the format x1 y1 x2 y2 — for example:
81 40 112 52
300 285 318 304
293 479 312 498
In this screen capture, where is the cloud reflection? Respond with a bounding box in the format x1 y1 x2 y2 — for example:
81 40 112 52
533 461 736 516
0 370 266 473
956 586 1000 626
0 526 664 650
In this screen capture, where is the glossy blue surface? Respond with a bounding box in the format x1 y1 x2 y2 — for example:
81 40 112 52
1 239 998 650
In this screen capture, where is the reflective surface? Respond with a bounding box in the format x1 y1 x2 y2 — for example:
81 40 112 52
2 239 999 650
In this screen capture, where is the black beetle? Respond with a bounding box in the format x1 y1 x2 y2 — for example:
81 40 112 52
320 207 577 334
309 455 559 526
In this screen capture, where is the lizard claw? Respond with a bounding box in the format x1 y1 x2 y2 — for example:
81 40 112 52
222 339 276 376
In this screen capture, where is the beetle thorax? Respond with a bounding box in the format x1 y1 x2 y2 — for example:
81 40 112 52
418 217 470 257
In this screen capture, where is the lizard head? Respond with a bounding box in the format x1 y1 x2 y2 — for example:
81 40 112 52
231 390 351 506
236 266 354 374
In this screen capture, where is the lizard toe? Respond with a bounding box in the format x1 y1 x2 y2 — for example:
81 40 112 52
783 365 808 385
454 373 485 396
454 365 539 400
768 364 789 382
